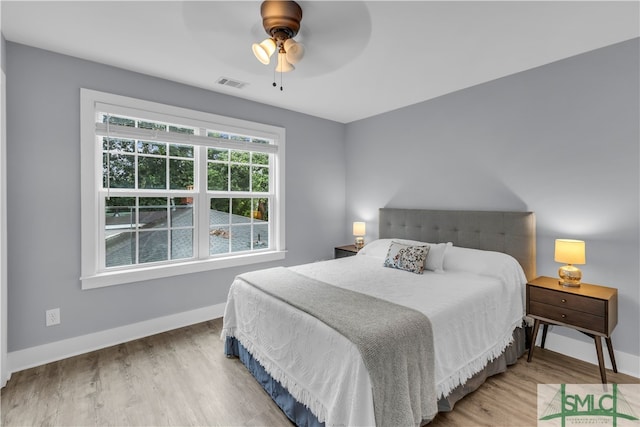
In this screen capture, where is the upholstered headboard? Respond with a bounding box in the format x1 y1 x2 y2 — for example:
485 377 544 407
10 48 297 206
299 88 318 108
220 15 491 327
379 208 536 280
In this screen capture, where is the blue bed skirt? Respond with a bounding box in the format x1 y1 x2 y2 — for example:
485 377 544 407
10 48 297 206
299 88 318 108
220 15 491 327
225 336 324 427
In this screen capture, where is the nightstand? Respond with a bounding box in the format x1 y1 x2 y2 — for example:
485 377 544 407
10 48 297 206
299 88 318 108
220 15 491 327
526 276 618 384
334 245 358 259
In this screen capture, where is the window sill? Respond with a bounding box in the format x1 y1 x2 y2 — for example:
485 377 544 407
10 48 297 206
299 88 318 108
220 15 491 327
81 250 287 290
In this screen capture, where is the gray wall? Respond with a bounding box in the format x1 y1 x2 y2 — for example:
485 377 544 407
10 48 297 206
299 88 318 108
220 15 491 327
344 38 639 357
1 35 6 72
5 42 346 351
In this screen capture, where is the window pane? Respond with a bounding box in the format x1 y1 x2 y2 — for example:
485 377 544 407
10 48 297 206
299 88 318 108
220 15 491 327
230 165 250 191
104 153 135 188
210 198 230 217
137 141 166 155
171 205 193 227
169 144 194 158
231 135 250 142
105 198 136 228
208 163 228 191
231 198 252 224
103 137 135 152
208 131 230 140
208 148 228 161
254 223 269 249
209 226 230 255
230 150 250 163
106 232 136 267
171 229 193 260
139 198 168 229
139 230 168 263
138 121 166 131
103 115 135 128
252 166 269 192
253 198 268 221
176 189 195 206
253 198 269 250
168 125 195 135
169 159 194 190
138 157 167 189
105 197 137 267
210 198 229 254
231 225 251 252
252 152 269 165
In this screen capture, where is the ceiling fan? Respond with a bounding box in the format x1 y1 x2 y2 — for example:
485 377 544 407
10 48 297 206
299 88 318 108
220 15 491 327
251 1 306 90
252 1 305 72
182 1 371 89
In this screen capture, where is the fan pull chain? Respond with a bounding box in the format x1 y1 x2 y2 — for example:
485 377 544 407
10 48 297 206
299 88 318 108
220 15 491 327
272 65 276 88
273 48 285 91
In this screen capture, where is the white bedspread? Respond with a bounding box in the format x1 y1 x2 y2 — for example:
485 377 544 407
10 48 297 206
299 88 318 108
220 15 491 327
222 249 526 427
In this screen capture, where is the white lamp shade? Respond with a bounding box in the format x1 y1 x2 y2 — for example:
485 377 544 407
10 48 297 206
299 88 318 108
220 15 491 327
252 38 276 65
353 222 366 236
275 53 295 72
284 38 305 64
554 239 586 264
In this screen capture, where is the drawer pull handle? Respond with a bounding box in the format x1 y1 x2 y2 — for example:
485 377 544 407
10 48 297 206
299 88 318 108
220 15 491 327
561 314 567 319
561 299 567 303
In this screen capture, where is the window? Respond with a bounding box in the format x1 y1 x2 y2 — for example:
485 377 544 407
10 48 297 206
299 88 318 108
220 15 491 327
81 89 285 289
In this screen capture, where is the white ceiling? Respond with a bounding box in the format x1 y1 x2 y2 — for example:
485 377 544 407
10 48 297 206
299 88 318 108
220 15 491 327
2 1 639 123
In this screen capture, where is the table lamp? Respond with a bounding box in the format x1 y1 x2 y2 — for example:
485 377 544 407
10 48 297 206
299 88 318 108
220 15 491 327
554 239 586 287
353 222 366 250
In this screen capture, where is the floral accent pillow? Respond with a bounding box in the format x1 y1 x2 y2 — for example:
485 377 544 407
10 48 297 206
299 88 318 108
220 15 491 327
383 241 430 274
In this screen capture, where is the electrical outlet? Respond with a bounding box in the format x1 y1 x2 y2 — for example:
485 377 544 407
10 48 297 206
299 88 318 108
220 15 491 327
46 308 60 326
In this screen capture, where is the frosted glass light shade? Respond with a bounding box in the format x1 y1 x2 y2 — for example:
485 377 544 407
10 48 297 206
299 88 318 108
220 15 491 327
252 38 276 65
284 38 305 64
275 53 295 72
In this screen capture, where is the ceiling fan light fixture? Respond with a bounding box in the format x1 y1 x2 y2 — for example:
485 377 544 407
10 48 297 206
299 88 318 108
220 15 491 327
251 1 304 89
275 52 295 73
284 38 304 64
252 38 277 65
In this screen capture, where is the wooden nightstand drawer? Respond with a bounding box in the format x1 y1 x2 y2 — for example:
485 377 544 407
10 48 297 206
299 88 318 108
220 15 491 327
529 286 605 315
526 276 619 384
528 301 606 334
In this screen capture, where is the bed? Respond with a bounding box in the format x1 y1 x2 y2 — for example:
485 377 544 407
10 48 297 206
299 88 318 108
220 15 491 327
222 208 536 426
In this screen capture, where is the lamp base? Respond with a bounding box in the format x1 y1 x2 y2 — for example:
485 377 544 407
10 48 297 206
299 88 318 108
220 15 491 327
558 264 582 287
355 236 364 250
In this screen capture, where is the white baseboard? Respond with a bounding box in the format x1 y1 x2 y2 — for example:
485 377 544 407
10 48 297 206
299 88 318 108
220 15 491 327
536 330 640 379
7 303 226 376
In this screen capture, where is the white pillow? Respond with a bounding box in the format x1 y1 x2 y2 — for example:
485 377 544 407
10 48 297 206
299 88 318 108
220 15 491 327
358 238 452 272
443 246 527 285
443 246 504 275
356 238 397 258
424 242 452 273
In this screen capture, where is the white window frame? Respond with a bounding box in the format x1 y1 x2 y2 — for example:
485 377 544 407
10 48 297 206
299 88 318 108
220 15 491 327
80 89 285 289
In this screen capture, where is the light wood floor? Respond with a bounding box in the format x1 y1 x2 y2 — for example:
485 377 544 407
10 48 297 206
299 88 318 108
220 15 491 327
2 318 638 426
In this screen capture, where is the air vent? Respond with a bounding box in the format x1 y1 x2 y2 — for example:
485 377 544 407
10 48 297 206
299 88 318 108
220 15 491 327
216 77 248 89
